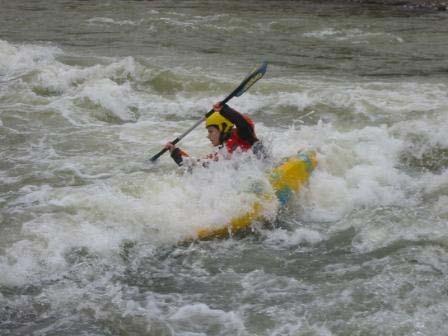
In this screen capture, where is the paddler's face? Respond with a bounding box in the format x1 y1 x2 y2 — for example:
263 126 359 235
207 126 221 146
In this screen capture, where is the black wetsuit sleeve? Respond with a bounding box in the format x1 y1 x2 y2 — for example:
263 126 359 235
220 104 258 145
170 148 184 166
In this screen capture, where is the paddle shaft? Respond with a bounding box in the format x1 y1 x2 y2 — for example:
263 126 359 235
149 62 267 162
149 94 234 162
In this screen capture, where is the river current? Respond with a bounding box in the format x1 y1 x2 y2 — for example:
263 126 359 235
1 1 448 335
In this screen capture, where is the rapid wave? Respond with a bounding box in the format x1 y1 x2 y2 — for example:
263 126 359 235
2 39 448 252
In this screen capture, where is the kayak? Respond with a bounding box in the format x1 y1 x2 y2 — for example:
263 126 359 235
195 150 317 240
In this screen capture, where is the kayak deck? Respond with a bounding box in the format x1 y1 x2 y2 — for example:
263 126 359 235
195 150 317 240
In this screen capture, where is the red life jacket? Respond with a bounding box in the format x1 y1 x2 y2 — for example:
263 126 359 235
225 130 252 153
225 115 255 153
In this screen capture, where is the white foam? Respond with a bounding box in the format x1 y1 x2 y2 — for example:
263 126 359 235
0 41 149 125
350 207 448 253
304 28 403 43
1 39 446 271
0 154 279 286
265 228 325 248
234 80 448 121
87 17 141 26
241 269 311 301
141 156 277 241
0 44 224 126
0 237 61 287
35 57 149 125
0 39 62 77
433 195 448 218
271 323 333 336
157 14 230 31
34 56 138 94
77 79 138 122
168 303 245 334
391 110 448 149
267 121 416 226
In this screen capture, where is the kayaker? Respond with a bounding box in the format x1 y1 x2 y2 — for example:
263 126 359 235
165 102 266 167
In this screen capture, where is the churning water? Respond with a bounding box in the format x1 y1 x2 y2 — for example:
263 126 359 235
1 1 448 335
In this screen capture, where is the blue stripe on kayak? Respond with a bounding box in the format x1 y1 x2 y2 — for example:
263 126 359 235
276 187 292 206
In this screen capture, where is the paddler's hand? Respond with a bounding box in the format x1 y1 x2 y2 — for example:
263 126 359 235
164 142 176 153
213 102 223 112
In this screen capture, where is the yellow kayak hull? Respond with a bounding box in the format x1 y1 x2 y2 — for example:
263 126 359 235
195 150 317 240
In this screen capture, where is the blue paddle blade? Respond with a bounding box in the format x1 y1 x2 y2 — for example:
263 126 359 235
234 61 268 97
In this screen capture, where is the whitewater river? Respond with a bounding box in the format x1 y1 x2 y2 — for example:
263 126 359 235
1 1 448 335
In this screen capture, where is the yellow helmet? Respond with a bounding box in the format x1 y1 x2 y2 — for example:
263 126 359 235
205 112 234 133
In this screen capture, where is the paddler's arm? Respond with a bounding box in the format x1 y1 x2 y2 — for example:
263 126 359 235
214 103 258 144
165 142 189 166
165 142 213 169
